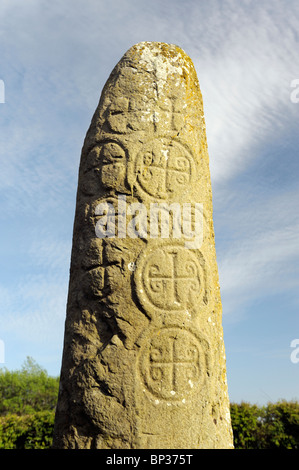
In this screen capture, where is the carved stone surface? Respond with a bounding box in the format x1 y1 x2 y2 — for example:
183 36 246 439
138 326 208 401
52 42 234 449
134 243 206 315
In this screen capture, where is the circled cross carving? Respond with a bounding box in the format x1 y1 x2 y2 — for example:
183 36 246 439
134 138 195 199
139 327 206 401
135 244 205 314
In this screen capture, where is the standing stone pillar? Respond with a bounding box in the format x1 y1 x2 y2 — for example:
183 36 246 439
53 42 234 449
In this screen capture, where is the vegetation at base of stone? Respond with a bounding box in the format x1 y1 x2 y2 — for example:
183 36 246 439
0 358 298 449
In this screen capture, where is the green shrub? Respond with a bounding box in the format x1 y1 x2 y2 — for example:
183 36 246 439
230 402 261 448
0 411 55 449
259 400 299 449
230 400 299 449
0 357 59 416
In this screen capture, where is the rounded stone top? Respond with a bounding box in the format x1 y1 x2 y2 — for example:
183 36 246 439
120 41 197 82
83 41 203 155
128 41 187 58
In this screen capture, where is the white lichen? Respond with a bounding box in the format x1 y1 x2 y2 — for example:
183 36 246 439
161 148 169 160
137 44 183 93
128 262 136 272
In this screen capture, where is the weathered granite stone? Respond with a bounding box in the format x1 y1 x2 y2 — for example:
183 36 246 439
53 42 234 449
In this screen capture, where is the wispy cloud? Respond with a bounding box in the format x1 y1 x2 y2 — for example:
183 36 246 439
218 187 299 317
193 2 299 183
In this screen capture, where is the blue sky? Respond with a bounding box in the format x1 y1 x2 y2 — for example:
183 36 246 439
0 0 298 405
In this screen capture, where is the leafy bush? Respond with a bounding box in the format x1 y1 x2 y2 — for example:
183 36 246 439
230 402 261 448
0 357 59 416
259 400 299 449
0 411 55 449
230 400 299 449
